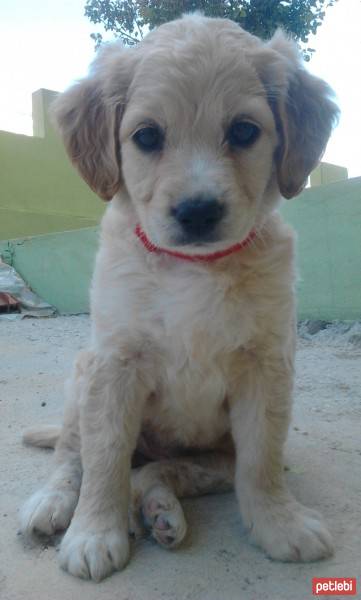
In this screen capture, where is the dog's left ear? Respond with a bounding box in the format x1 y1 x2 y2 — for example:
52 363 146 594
251 31 339 199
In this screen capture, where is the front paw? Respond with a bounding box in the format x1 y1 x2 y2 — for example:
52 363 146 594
248 501 333 562
20 487 78 537
59 521 130 581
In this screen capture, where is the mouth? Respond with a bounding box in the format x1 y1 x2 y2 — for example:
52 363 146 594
171 231 220 247
135 224 257 262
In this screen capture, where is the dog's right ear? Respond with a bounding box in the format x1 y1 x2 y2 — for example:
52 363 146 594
53 44 139 201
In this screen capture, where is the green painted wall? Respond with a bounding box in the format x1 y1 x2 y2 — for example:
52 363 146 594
0 206 100 240
0 89 104 241
0 176 360 319
0 228 99 314
281 176 361 321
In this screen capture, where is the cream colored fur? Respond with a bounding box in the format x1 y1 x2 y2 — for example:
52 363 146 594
20 14 338 581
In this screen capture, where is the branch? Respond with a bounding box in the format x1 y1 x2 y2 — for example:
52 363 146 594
113 27 139 44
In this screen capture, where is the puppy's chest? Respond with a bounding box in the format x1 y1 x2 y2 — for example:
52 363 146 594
141 264 258 445
155 264 256 363
158 267 253 381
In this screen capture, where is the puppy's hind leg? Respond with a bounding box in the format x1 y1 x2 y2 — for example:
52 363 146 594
20 352 88 538
130 452 235 548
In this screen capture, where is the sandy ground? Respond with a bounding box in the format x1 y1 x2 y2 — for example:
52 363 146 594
0 316 360 600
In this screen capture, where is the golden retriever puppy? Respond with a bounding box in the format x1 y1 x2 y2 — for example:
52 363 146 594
20 14 339 581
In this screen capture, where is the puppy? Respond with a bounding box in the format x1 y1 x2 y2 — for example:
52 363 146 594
20 14 339 581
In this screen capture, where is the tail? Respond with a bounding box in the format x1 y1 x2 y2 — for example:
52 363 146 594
22 425 61 449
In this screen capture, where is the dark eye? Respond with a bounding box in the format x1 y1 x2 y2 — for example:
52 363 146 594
132 126 163 152
227 121 260 148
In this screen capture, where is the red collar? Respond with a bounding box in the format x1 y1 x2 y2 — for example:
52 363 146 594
134 224 257 262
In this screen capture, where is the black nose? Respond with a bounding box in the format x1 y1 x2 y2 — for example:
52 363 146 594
171 196 225 239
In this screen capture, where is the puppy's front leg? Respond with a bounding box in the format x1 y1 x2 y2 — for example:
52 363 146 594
230 348 333 562
59 341 158 581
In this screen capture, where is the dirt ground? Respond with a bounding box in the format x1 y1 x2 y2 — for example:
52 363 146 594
0 316 360 600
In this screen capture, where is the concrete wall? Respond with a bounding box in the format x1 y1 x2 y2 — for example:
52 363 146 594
1 177 360 319
310 162 348 187
0 89 104 241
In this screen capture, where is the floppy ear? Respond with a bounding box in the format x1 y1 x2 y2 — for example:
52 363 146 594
53 43 139 200
252 31 339 199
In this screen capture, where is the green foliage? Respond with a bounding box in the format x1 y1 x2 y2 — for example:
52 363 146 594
85 0 337 59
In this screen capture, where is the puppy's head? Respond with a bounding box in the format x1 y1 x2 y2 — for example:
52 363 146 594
54 14 338 253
